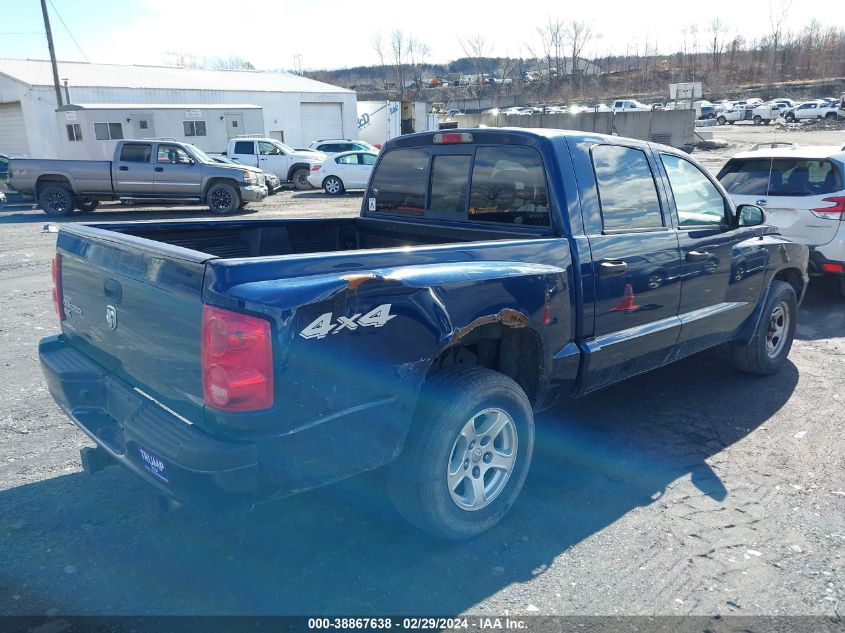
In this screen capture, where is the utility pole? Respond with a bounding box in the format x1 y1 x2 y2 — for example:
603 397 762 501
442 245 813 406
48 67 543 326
40 0 63 107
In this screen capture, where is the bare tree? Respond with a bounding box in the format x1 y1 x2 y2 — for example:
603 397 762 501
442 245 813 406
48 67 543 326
460 34 491 86
163 51 201 68
210 56 255 71
407 37 430 90
534 18 564 88
708 18 727 73
565 20 593 80
371 33 390 91
768 0 794 87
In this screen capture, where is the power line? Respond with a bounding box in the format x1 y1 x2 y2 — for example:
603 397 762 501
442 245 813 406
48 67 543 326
47 0 89 62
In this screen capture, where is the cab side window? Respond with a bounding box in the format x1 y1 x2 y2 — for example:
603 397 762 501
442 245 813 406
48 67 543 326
233 141 254 154
591 145 663 230
157 145 192 164
661 154 728 227
258 142 280 155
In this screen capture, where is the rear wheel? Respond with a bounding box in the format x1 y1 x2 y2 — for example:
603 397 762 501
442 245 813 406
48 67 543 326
388 366 534 540
206 183 240 215
292 168 311 191
785 113 795 122
729 281 797 375
753 115 762 125
38 184 74 217
323 176 344 195
826 112 837 120
717 115 726 125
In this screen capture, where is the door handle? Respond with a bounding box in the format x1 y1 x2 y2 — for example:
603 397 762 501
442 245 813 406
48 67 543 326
686 250 711 263
598 260 628 276
118 166 129 171
154 167 164 172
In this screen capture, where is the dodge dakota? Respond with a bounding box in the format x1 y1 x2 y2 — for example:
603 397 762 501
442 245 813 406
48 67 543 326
39 129 809 539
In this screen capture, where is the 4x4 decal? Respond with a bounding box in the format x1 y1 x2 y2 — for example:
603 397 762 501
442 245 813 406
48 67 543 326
299 304 395 340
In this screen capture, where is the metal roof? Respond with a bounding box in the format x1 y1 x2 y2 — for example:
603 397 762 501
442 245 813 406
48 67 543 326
58 103 262 110
0 58 353 94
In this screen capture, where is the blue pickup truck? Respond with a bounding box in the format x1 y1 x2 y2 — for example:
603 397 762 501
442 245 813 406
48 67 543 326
40 129 809 539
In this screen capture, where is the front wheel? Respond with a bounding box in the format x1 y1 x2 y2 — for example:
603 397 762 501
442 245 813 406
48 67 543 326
323 176 344 195
206 183 240 215
292 168 311 191
388 366 534 540
753 115 762 125
38 184 75 217
729 281 797 375
785 114 795 122
717 116 726 125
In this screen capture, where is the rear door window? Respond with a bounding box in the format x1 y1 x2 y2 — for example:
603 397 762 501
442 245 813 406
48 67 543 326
119 144 152 163
233 141 254 154
591 145 663 230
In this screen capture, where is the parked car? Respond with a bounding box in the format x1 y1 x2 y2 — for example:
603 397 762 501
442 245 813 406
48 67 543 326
611 99 651 112
209 155 281 194
446 109 464 117
307 150 378 194
8 140 268 216
718 143 845 296
40 128 808 540
697 105 717 120
784 100 839 122
0 190 5 206
308 139 380 155
226 138 324 190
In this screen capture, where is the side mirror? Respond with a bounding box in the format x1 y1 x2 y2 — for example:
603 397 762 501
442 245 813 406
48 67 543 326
736 204 765 227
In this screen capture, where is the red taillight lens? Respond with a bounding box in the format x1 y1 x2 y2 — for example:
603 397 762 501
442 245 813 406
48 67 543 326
51 254 65 321
433 132 474 144
310 164 321 171
201 305 274 412
811 196 845 220
821 262 845 273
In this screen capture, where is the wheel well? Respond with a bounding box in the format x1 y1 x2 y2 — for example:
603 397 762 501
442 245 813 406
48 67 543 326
773 267 805 299
203 178 240 202
36 176 72 196
287 163 310 181
425 323 543 405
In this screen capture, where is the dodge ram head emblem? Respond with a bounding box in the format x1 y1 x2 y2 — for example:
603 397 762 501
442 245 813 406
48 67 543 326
105 305 118 331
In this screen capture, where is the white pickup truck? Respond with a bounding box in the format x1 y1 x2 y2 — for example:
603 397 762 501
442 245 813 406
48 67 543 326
611 99 651 112
717 103 780 125
226 138 325 190
783 100 840 122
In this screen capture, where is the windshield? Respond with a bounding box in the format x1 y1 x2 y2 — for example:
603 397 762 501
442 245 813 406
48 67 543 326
184 144 215 164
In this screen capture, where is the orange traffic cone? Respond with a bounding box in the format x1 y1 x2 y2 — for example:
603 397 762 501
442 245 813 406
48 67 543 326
610 283 640 312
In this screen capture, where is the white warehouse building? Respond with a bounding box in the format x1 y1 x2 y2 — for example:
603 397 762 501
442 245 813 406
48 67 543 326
0 58 358 159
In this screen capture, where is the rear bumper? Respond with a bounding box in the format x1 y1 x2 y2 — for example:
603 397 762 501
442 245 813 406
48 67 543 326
239 184 267 203
39 336 258 508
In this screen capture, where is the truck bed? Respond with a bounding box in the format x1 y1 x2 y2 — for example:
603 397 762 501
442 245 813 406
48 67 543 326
105 216 547 258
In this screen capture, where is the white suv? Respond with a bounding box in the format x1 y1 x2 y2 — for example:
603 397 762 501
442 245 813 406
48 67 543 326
717 144 845 296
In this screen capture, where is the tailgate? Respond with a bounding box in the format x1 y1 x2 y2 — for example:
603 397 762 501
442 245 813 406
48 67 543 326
56 224 210 418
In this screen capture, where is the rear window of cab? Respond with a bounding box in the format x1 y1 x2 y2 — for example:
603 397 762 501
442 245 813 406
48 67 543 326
368 146 550 227
718 157 844 196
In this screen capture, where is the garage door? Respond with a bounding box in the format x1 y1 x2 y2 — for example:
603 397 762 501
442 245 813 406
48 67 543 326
0 102 31 155
300 103 343 145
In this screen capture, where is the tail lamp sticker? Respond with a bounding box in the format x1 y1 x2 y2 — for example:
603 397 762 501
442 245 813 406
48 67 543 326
300 304 395 340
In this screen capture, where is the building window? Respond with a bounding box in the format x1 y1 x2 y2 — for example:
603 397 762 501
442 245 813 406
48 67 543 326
66 123 82 141
139 120 149 130
94 122 124 141
183 120 207 137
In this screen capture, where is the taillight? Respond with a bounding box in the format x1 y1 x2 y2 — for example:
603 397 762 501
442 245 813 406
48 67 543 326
433 132 474 144
821 262 845 273
811 196 845 220
201 305 274 412
51 254 65 321
310 164 321 171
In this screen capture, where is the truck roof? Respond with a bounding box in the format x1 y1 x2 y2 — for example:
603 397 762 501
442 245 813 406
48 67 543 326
731 145 845 161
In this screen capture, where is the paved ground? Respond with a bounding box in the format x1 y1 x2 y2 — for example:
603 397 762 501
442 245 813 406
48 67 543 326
0 128 843 616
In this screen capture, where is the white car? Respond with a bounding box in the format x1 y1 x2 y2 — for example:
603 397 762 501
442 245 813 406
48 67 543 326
611 99 651 112
784 100 839 122
0 190 5 206
308 139 380 154
307 150 378 195
717 144 845 296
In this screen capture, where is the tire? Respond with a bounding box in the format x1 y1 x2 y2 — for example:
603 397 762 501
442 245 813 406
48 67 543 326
388 366 534 540
323 176 344 195
38 184 75 217
292 168 311 191
729 281 797 375
825 112 837 120
753 115 762 125
206 183 240 215
717 116 726 125
728 120 734 125
785 114 795 123
74 198 99 213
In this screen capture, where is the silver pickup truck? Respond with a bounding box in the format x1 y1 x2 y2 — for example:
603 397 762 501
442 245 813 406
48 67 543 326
8 140 268 216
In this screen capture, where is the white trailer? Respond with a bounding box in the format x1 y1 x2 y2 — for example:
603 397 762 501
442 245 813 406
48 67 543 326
55 104 264 160
356 101 437 147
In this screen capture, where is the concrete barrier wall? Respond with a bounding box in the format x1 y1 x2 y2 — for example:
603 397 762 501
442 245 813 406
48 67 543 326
456 110 695 148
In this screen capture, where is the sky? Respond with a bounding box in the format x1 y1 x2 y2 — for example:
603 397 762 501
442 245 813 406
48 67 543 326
0 0 841 71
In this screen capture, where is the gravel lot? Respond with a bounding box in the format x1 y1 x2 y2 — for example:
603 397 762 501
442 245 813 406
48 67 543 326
1 126 843 617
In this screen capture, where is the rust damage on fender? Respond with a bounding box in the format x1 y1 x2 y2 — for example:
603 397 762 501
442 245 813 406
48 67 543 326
341 272 381 290
452 309 529 341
